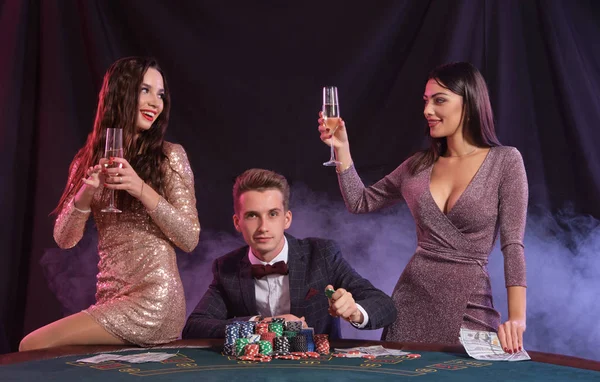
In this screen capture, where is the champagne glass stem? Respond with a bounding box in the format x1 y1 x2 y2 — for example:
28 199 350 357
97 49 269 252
329 136 335 162
109 188 115 209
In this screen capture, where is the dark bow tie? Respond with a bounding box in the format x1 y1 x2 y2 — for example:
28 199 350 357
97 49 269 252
251 261 289 279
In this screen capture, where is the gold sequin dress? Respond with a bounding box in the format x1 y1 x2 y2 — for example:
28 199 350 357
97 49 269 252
53 142 200 346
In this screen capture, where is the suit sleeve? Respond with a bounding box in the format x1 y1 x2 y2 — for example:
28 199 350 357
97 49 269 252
182 259 253 339
324 240 397 330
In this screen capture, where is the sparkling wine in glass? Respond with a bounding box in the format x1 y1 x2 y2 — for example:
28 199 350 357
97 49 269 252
101 128 124 213
322 86 341 166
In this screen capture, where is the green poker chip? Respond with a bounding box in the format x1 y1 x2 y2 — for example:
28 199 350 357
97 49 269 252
325 289 335 298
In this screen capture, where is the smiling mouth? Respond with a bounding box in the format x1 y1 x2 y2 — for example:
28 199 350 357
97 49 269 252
427 120 440 127
141 110 156 121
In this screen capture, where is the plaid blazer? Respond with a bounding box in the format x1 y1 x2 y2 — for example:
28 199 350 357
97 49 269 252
182 234 397 339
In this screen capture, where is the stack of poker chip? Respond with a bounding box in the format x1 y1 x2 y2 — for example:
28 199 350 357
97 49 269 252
273 336 291 355
238 343 273 362
223 323 240 355
247 334 261 343
268 322 284 336
239 321 255 338
255 322 269 335
314 334 330 354
285 321 303 332
244 344 260 357
235 338 251 356
300 328 315 352
260 332 277 346
224 318 322 359
289 334 308 352
258 340 273 355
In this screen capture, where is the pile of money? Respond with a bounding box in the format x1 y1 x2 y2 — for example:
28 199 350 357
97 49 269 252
459 328 530 362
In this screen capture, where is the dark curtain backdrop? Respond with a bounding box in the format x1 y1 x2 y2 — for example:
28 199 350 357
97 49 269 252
1 0 599 354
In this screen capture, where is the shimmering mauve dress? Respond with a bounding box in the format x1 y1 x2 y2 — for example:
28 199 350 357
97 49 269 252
338 146 528 345
53 142 200 346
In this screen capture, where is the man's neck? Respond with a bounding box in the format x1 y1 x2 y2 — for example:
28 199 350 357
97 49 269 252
249 237 288 264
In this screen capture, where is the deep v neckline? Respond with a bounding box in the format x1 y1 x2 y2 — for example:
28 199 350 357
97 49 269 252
428 147 493 217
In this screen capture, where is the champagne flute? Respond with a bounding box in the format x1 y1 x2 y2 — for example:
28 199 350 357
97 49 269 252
322 86 341 166
101 127 124 213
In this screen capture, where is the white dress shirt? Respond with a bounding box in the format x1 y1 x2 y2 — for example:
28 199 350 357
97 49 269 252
248 237 369 328
248 238 291 318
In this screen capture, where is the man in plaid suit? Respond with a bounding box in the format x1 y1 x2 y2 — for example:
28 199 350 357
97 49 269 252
183 169 396 339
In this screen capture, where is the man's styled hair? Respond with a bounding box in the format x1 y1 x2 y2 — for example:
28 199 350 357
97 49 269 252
233 168 290 214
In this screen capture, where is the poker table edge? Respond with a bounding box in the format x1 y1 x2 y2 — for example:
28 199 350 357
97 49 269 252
0 338 598 372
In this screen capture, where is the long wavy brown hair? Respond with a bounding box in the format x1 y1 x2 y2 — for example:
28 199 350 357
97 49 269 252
408 62 501 175
53 57 171 215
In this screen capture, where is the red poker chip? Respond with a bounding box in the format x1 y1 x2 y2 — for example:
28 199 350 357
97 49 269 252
362 355 376 359
407 353 421 359
348 350 360 354
306 352 320 358
291 352 307 358
276 355 300 360
239 355 272 362
332 353 346 358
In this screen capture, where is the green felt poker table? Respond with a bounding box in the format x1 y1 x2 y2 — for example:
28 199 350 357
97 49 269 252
1 339 599 381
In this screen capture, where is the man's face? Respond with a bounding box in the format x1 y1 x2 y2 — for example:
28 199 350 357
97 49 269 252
233 189 292 262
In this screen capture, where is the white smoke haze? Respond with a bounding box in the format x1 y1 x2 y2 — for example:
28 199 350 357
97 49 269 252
42 184 600 361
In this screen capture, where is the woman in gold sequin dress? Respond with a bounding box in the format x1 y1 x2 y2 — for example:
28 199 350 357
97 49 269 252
317 63 528 354
20 57 200 350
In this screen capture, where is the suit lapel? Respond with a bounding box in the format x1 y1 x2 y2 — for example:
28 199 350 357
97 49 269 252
238 250 257 315
286 234 307 317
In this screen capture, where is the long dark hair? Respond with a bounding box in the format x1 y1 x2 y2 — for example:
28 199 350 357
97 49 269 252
409 62 501 175
53 56 171 214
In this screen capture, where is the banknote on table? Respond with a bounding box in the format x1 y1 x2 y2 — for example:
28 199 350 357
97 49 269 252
76 354 124 364
334 345 410 357
77 352 176 364
459 328 530 361
119 352 177 363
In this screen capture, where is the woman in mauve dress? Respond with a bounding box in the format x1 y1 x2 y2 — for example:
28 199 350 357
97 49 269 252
318 62 527 354
20 57 200 351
